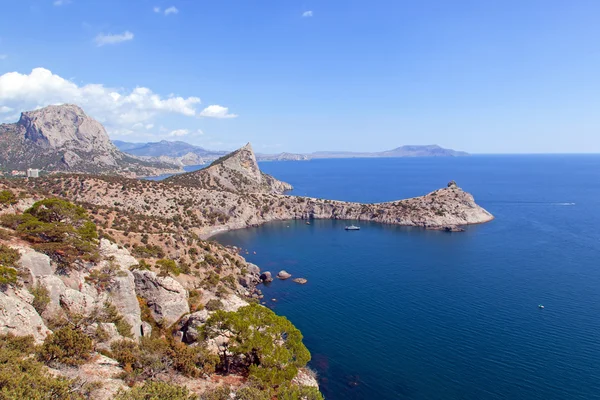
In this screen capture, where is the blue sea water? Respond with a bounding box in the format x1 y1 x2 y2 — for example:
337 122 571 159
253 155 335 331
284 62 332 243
212 155 600 400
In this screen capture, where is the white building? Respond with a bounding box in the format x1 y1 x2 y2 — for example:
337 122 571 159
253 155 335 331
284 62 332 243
26 168 39 178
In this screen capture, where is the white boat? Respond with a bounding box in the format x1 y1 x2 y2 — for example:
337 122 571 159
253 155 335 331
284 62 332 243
345 225 360 231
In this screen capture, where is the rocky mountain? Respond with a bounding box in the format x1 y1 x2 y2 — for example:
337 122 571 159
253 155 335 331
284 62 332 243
0 105 181 177
115 140 467 165
165 142 294 194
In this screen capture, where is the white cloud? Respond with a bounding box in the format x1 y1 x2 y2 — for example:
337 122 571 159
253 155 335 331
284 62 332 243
164 6 179 15
153 6 161 13
0 54 7 60
0 68 235 137
53 0 71 6
199 105 237 119
95 31 134 47
168 129 189 137
302 11 313 17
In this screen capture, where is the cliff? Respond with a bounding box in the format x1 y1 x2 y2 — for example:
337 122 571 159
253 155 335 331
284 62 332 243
0 105 181 177
165 142 294 194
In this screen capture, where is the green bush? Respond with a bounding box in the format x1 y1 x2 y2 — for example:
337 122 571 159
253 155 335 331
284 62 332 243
156 258 181 277
3 199 99 267
235 386 271 400
205 299 224 311
0 190 16 205
0 243 19 286
202 303 311 387
38 326 93 366
276 383 324 400
30 283 51 314
201 386 231 400
0 334 84 399
115 380 197 400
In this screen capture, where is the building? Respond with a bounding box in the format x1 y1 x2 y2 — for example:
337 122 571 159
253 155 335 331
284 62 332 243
11 170 25 176
26 168 40 178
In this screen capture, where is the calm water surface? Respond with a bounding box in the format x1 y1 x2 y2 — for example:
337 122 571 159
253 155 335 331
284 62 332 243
214 155 600 400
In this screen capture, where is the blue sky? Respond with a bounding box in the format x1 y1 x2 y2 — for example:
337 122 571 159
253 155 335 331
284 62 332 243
0 0 599 153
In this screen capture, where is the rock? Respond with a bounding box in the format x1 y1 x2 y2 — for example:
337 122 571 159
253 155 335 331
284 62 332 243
293 278 308 285
447 180 458 188
220 294 249 312
277 270 292 279
133 270 189 326
260 271 273 283
292 368 320 388
140 321 152 337
60 288 96 315
165 143 293 194
17 247 53 284
0 288 51 343
177 309 209 343
99 239 138 268
109 270 143 338
37 275 68 314
247 263 260 275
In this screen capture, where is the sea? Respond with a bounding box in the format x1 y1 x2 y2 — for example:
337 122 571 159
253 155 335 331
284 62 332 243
210 155 600 400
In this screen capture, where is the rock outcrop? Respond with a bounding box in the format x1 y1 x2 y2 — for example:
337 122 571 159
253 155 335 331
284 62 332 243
260 271 273 283
133 270 190 326
0 104 180 176
0 287 51 343
277 270 292 279
165 143 293 194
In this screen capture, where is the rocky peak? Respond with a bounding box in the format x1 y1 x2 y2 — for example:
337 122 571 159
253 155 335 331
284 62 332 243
166 142 293 194
18 104 116 153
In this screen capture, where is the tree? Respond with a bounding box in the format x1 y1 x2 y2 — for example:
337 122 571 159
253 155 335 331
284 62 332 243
202 303 311 387
115 381 197 400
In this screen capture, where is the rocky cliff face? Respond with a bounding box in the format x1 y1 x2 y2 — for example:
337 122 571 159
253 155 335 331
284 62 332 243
0 104 181 176
165 142 293 194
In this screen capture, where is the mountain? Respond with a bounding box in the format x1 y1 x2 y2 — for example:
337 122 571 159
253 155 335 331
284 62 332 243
310 145 469 158
115 140 468 163
165 142 293 194
0 105 180 177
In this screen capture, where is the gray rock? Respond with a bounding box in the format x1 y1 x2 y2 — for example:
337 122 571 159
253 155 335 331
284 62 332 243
38 275 68 314
293 278 308 285
177 310 209 343
109 270 142 338
133 270 189 326
0 288 51 343
277 270 292 279
60 288 96 315
140 321 152 337
260 271 273 283
18 248 53 284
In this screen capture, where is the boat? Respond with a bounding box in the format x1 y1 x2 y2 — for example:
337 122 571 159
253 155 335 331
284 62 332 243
345 225 360 231
538 304 544 309
306 221 311 225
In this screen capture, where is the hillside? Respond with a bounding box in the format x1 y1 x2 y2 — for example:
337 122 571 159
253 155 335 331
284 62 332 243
0 105 181 177
165 143 294 194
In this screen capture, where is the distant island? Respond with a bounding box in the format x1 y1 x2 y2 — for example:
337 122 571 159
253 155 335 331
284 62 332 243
114 140 469 167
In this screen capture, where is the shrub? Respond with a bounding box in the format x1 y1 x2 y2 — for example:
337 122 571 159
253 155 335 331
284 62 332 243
7 199 99 267
235 386 271 400
85 260 127 291
0 266 18 286
156 258 181 277
132 244 165 259
30 283 51 314
205 299 224 311
38 326 93 366
276 383 324 400
201 386 231 400
0 334 83 399
115 381 197 400
0 190 16 205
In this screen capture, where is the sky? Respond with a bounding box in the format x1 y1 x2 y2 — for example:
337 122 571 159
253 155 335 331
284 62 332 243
0 0 599 153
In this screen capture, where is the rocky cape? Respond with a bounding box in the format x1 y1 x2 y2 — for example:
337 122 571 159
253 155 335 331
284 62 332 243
19 143 493 241
0 105 181 177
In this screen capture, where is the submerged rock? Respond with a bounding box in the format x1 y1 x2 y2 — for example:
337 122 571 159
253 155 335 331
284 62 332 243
293 278 308 285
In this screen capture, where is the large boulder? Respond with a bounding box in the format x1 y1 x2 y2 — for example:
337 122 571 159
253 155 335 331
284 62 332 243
177 309 209 343
133 270 189 326
277 270 292 279
108 271 143 338
37 275 68 315
0 288 51 343
60 288 96 315
17 247 53 285
260 271 273 283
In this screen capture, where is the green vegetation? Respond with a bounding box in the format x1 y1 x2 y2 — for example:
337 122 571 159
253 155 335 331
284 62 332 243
38 326 93 366
132 244 165 259
156 258 181 277
0 190 16 205
109 336 218 384
115 380 197 400
0 244 20 286
0 334 84 400
30 283 51 314
202 303 311 388
0 198 99 267
205 299 224 311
